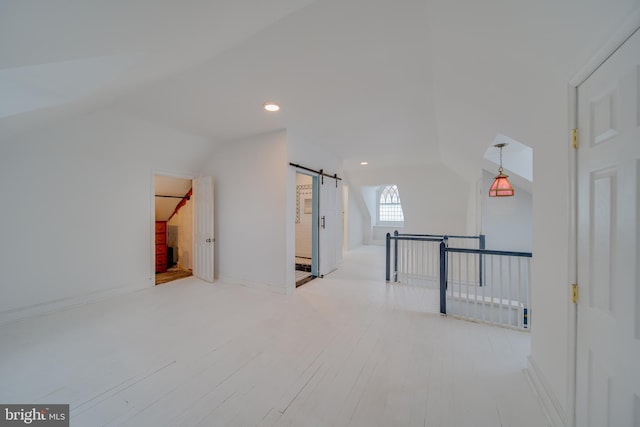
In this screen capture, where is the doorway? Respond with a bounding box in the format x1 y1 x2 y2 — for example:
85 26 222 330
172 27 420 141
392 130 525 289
295 172 318 286
154 175 194 285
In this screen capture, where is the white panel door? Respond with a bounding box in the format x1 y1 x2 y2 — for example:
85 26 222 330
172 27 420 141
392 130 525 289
575 28 640 427
319 176 342 277
193 176 215 282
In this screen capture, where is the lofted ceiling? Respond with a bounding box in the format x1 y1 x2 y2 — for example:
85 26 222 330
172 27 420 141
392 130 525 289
1 0 637 176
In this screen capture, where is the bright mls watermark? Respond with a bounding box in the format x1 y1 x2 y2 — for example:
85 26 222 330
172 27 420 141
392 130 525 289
0 405 68 426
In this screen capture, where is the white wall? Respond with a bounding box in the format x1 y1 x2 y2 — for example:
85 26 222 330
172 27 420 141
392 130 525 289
347 164 470 244
0 109 212 316
529 104 572 421
359 186 377 244
346 185 364 250
167 194 193 270
465 176 483 236
202 130 289 293
481 170 532 252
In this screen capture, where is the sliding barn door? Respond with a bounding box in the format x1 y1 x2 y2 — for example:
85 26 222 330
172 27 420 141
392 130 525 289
319 176 342 277
575 28 640 426
193 176 215 282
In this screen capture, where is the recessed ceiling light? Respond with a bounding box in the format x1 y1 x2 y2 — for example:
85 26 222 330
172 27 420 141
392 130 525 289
264 102 280 112
360 161 369 165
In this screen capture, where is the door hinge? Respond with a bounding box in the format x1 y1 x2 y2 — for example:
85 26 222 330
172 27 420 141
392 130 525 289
571 128 578 149
571 283 579 304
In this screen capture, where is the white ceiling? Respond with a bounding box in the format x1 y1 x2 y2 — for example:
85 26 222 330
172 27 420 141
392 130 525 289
1 0 637 175
112 0 440 170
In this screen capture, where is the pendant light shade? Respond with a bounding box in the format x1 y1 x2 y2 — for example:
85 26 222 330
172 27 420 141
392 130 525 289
489 172 515 197
489 143 515 197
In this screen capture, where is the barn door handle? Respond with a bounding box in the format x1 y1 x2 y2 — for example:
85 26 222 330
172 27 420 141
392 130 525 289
321 216 326 229
206 238 214 243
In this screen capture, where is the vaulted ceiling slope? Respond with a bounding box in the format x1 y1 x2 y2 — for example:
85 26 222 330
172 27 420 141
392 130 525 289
0 0 317 131
111 0 439 170
1 0 638 175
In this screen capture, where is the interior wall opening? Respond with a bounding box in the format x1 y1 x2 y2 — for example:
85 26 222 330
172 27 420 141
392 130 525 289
154 174 194 285
295 172 318 286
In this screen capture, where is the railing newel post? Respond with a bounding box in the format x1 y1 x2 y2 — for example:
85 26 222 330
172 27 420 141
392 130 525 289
439 240 447 315
479 234 485 287
393 230 399 282
385 233 391 282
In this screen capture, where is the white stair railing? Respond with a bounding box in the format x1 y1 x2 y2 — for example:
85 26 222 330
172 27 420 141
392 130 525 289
444 247 532 330
386 232 484 286
385 232 532 331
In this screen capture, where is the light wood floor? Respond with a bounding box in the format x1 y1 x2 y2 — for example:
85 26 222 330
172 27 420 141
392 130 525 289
0 246 549 426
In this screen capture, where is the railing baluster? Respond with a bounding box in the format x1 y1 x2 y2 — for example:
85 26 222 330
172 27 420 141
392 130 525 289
412 239 416 280
489 257 496 323
517 257 522 328
473 251 479 319
527 258 532 329
499 256 503 326
508 257 513 326
465 251 470 319
421 241 424 279
480 256 488 322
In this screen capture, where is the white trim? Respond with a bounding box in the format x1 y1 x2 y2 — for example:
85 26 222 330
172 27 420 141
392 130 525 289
527 357 568 427
566 84 578 427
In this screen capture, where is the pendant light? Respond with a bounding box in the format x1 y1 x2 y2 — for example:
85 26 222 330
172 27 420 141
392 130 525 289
488 143 515 197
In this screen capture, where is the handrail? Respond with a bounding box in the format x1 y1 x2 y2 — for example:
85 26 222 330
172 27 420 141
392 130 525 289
387 236 443 242
396 233 483 240
445 247 532 258
395 233 447 238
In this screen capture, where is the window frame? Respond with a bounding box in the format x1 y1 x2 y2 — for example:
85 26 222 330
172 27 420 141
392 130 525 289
376 184 405 226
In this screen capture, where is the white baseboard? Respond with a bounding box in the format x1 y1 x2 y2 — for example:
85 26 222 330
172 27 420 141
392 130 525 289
0 282 151 325
526 357 568 427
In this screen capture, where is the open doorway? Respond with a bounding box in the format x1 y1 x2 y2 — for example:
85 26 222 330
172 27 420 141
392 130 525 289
154 175 193 285
295 172 318 286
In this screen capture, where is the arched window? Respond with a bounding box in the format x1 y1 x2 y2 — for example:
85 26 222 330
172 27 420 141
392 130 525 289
378 185 404 224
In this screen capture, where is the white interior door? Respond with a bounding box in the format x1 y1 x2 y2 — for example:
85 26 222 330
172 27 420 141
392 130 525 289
575 28 640 426
193 176 215 282
319 176 342 277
